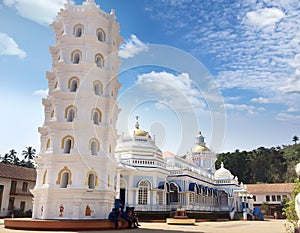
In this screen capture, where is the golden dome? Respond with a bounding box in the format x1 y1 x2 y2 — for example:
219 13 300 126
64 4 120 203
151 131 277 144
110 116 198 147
193 145 209 152
132 128 148 136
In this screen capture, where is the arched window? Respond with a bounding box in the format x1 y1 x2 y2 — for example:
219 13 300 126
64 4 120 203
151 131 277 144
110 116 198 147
64 139 72 154
74 24 84 37
56 166 72 188
91 141 97 155
67 108 75 122
92 109 102 125
61 172 69 188
68 77 79 92
88 174 95 189
93 81 103 95
96 28 105 42
54 82 58 89
138 180 150 205
50 110 54 118
62 135 74 154
95 54 104 68
71 50 82 64
109 144 112 153
89 138 100 156
169 183 179 203
65 105 77 122
219 190 229 206
85 170 98 188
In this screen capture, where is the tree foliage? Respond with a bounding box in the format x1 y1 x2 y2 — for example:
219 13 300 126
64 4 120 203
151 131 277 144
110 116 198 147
282 178 300 232
0 147 36 168
216 144 300 184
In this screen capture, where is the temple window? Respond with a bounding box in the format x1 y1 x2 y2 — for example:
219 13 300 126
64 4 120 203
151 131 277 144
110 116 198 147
169 183 179 203
68 77 79 92
71 50 81 64
92 109 102 125
62 135 74 154
65 105 77 122
74 24 84 37
95 54 104 68
90 139 99 156
138 180 150 205
60 172 69 188
93 81 103 95
88 174 95 189
96 28 105 42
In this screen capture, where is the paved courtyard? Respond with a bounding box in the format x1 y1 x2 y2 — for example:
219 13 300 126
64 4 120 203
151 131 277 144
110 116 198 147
0 219 291 233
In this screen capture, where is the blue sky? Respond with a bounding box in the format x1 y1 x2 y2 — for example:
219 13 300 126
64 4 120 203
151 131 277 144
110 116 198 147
0 0 299 157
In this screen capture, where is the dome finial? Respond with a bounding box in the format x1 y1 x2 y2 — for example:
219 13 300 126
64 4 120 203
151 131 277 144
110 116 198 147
135 116 140 129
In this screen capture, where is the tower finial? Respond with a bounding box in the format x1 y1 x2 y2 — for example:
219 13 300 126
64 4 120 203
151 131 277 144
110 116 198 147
135 116 140 129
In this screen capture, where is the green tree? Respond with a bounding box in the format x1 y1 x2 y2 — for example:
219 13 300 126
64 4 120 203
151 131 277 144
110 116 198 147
283 144 300 182
8 149 20 166
22 146 36 161
282 179 300 233
293 136 299 145
0 153 12 164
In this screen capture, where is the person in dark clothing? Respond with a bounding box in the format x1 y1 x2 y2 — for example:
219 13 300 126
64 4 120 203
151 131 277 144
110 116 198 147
108 208 119 230
129 207 140 228
120 207 133 229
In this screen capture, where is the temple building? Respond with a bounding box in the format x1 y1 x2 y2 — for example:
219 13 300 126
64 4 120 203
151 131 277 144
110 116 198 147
115 118 253 215
31 0 122 219
30 0 253 220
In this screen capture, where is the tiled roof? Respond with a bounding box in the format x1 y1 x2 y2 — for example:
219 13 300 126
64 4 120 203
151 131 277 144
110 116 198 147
246 183 295 194
0 163 36 182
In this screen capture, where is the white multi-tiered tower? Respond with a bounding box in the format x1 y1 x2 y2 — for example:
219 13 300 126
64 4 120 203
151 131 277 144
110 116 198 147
31 0 122 219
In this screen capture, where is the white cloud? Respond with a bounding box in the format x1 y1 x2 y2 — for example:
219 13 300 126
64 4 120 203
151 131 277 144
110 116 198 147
276 112 300 122
3 0 66 26
0 32 26 58
146 1 300 112
251 97 270 104
136 71 206 111
33 89 48 97
244 8 285 28
118 34 149 59
287 107 298 112
224 103 256 115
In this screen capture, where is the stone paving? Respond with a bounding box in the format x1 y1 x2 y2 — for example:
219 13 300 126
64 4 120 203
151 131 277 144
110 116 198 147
0 219 290 233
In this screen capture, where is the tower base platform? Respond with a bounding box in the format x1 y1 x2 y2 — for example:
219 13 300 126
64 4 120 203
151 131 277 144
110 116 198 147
4 218 129 231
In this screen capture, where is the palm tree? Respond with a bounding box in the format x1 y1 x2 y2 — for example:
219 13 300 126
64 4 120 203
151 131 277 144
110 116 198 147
8 149 19 165
22 146 36 161
1 153 12 164
293 135 299 144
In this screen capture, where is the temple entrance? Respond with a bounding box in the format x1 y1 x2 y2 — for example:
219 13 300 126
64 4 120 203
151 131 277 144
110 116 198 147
120 188 126 206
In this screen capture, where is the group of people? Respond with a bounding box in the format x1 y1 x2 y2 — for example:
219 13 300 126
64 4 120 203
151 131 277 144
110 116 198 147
108 206 140 230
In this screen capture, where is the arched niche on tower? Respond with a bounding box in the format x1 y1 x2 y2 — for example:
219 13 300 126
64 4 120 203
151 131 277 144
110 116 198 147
85 169 99 189
64 105 77 122
95 53 104 68
68 76 80 92
89 138 100 156
56 166 72 188
73 24 84 37
93 80 103 96
61 135 74 154
91 108 102 125
46 138 51 150
96 28 105 42
71 50 82 64
42 169 47 185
